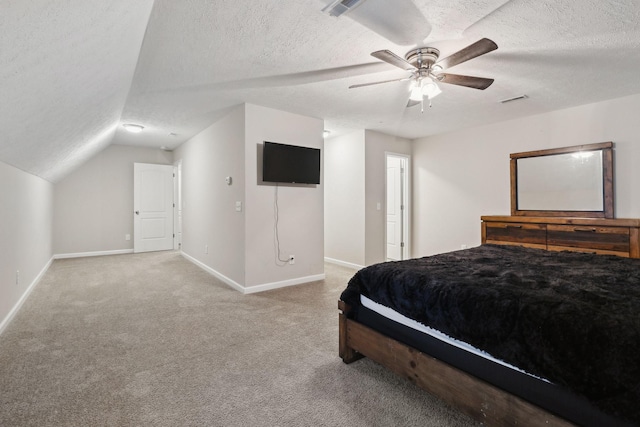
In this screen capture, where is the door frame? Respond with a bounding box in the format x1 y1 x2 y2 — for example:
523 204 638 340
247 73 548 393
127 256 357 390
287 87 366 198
133 162 176 253
385 152 411 260
173 159 182 251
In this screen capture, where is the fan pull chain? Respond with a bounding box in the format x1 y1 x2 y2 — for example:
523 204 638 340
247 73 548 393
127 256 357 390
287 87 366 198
420 97 433 113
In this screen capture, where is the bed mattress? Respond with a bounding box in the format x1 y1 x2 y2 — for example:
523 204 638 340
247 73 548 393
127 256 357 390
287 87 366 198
361 295 543 377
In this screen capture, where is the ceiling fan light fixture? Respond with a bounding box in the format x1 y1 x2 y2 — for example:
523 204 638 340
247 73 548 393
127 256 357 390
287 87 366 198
422 80 442 99
409 85 423 101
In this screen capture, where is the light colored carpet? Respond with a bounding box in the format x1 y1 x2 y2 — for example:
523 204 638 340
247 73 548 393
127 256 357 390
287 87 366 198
0 251 478 426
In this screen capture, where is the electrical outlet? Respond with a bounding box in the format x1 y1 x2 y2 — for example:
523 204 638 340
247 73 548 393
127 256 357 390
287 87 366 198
16 270 20 286
125 234 131 241
205 245 209 254
289 255 295 265
461 244 468 249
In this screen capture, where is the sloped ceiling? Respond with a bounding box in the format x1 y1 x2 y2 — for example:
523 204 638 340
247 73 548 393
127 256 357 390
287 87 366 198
2 0 640 182
0 0 154 182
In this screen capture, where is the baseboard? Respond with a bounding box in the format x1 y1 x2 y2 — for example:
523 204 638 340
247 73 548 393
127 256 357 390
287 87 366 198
180 252 245 293
243 273 326 294
54 249 134 259
324 257 364 270
0 256 54 336
182 251 325 294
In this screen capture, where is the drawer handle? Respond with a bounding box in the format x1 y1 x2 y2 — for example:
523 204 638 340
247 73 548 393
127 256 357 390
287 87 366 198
573 227 597 232
506 225 523 229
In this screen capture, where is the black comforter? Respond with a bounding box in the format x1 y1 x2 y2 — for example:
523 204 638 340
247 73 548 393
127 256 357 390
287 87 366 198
341 244 640 424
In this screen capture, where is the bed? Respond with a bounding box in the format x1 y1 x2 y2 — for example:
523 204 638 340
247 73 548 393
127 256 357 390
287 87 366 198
338 216 640 427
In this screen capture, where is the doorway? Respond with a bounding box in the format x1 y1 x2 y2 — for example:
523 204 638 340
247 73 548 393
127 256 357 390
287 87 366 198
133 163 175 253
174 159 182 250
385 153 410 261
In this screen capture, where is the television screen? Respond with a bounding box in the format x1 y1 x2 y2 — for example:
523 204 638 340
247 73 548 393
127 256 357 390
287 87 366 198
262 142 321 184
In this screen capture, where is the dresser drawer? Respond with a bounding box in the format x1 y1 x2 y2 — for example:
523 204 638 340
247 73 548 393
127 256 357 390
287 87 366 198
485 222 546 248
482 215 640 258
547 224 630 254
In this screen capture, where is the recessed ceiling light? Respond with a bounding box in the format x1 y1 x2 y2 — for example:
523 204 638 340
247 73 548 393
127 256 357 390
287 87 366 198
123 123 144 133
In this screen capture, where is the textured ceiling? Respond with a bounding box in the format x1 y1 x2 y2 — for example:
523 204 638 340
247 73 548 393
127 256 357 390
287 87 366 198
2 0 640 181
0 0 154 182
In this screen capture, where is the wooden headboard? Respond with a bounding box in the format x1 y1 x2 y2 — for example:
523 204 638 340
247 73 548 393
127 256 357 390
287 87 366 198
481 215 640 258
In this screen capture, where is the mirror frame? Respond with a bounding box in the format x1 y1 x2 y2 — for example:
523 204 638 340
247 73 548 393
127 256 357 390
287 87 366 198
510 142 614 218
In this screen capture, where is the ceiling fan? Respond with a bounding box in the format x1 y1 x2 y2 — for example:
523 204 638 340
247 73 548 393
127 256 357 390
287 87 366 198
350 38 498 111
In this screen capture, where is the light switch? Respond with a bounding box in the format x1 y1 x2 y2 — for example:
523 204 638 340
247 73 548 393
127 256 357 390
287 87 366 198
225 176 232 185
235 201 242 212
376 202 381 211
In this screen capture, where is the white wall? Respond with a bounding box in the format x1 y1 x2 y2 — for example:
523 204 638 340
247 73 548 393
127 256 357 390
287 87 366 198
244 104 325 289
53 144 173 256
174 103 324 291
0 161 53 332
323 130 411 267
324 131 366 267
173 105 246 285
364 130 412 265
412 92 640 257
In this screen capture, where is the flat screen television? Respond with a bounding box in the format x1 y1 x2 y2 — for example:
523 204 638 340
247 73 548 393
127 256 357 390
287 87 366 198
262 141 321 184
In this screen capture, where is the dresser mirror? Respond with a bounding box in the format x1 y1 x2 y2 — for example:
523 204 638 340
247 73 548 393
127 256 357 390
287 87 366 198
510 142 613 218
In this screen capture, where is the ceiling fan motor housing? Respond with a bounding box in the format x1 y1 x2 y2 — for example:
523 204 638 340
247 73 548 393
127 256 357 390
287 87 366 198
354 38 496 92
405 47 440 69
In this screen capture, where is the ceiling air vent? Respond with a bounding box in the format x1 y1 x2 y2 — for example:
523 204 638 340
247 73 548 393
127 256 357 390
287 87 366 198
322 0 368 17
500 94 528 104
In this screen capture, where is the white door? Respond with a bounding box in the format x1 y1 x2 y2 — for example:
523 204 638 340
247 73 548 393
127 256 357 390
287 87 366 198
386 156 403 261
174 160 182 250
134 163 175 253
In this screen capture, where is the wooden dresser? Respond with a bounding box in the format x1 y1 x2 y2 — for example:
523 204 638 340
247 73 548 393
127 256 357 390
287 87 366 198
481 216 640 258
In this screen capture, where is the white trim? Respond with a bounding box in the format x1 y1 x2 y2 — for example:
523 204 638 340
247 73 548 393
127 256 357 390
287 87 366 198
243 274 326 294
181 251 245 293
0 257 53 335
182 251 325 294
54 249 134 259
324 257 364 270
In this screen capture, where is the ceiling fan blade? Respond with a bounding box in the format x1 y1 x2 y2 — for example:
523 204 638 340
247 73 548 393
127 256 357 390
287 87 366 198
436 73 494 90
349 76 411 89
372 50 416 71
339 0 432 46
435 38 498 70
143 62 391 96
406 99 421 108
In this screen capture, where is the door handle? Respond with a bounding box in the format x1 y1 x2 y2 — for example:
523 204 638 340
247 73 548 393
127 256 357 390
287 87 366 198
135 211 140 215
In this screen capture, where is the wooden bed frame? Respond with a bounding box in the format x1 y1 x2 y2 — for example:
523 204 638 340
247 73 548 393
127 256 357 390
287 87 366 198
339 300 575 427
338 214 640 427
